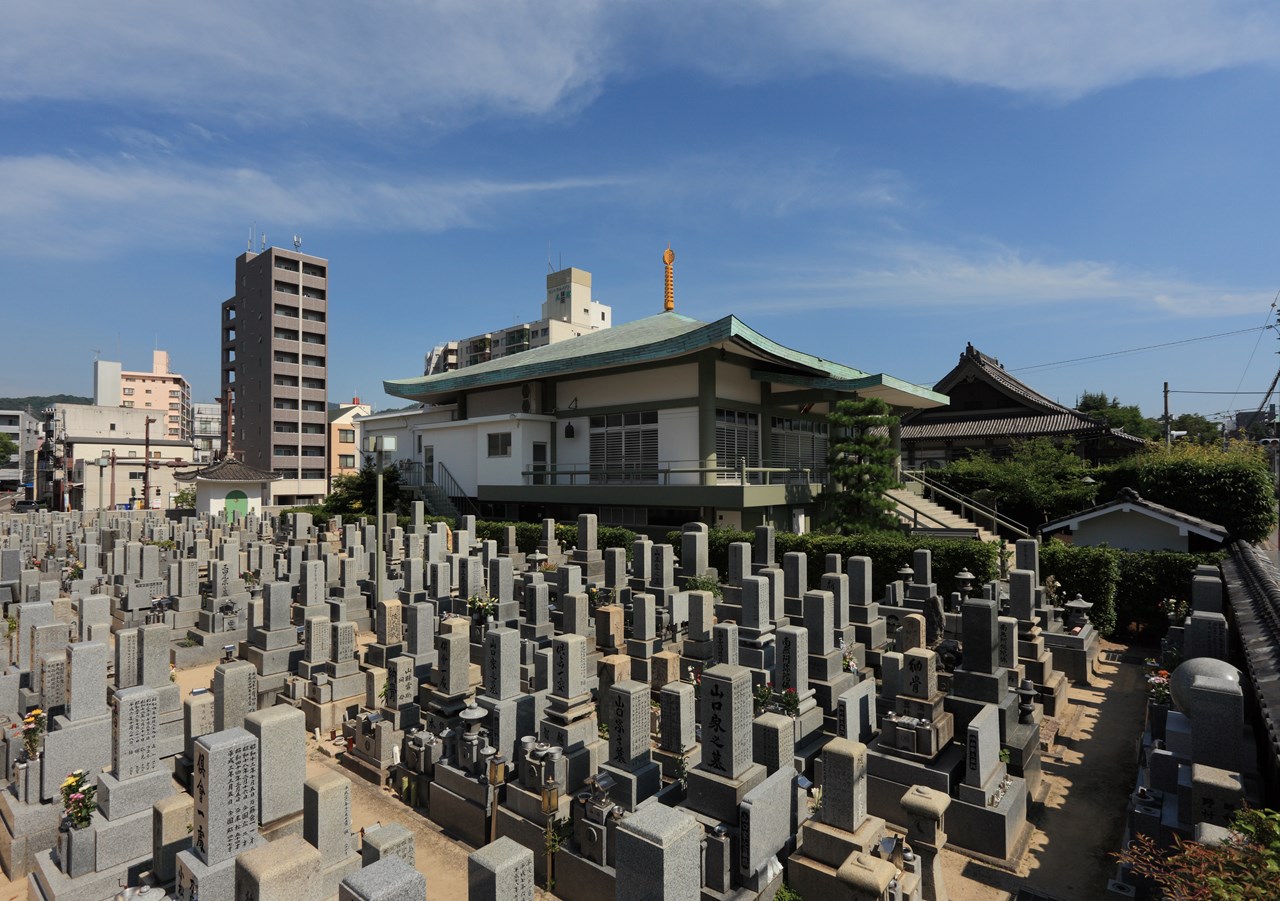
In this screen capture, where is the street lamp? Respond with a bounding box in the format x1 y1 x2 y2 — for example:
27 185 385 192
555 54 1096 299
487 754 507 844
363 435 397 608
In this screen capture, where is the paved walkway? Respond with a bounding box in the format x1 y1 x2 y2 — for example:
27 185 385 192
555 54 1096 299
942 638 1147 900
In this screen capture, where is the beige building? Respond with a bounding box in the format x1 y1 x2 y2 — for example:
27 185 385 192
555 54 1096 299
328 397 372 486
93 350 193 442
220 246 330 506
41 404 196 511
423 267 612 375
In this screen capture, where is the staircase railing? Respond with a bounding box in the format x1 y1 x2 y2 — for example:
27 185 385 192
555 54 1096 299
889 493 961 531
900 469 1031 539
436 461 480 519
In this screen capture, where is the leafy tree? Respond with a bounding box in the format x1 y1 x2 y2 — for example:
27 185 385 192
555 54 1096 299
1116 806 1280 900
0 433 16 468
1077 391 1161 440
1171 412 1223 445
821 397 899 533
323 455 404 520
932 438 1100 527
173 486 197 509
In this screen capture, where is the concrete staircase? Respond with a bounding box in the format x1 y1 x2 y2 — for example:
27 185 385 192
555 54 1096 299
885 485 1000 543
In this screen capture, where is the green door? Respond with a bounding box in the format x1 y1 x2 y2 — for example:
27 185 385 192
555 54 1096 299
224 489 249 521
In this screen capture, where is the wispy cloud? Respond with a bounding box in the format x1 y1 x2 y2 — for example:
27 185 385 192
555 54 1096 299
0 155 627 258
728 241 1274 317
2 2 1277 128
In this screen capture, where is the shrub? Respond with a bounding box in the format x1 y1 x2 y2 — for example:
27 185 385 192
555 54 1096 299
1100 442 1275 543
670 528 999 598
472 520 638 557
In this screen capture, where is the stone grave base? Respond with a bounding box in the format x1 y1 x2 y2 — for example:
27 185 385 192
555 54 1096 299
259 810 304 843
427 779 488 848
341 748 393 788
685 762 766 823
298 693 363 733
653 746 700 780
28 847 151 901
494 808 554 883
0 791 62 880
1005 720 1043 799
552 845 616 901
313 848 362 898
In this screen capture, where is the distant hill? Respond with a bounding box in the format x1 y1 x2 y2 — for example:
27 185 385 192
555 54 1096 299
0 395 91 413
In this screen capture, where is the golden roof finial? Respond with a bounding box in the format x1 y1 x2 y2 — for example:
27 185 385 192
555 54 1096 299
663 245 675 312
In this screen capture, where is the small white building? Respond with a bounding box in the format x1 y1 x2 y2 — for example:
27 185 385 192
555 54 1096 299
173 458 282 520
1041 488 1228 552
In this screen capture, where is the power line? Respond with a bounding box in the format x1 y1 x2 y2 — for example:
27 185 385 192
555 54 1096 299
1009 326 1265 373
1224 292 1278 415
1169 390 1276 395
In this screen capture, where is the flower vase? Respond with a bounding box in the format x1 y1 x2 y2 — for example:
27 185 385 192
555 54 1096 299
58 820 96 879
650 708 662 738
1147 700 1169 742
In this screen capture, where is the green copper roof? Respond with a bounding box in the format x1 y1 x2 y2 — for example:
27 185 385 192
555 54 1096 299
384 311 943 408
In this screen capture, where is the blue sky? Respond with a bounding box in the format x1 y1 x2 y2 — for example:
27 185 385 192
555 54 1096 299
3 2 1280 426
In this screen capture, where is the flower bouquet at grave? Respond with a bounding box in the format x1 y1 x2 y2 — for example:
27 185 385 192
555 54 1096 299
241 570 260 588
1044 575 1062 607
1146 669 1172 706
586 585 600 608
14 708 46 759
840 639 857 674
467 595 496 620
753 681 774 715
538 561 557 574
780 687 800 717
60 771 96 829
1161 597 1189 623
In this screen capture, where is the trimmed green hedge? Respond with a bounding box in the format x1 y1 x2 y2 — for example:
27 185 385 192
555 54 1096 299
666 529 999 598
473 520 638 557
1039 542 1221 639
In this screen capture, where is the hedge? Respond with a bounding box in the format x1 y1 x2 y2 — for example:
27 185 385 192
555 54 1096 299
1039 542 1221 639
665 528 999 598
473 520 638 557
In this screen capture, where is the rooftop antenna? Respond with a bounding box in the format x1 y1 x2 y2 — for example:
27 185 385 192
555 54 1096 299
548 241 553 273
91 348 102 361
663 245 676 313
293 235 302 251
248 223 253 253
260 232 267 252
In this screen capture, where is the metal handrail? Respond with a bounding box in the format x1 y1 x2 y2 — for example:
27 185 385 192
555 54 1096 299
888 494 957 531
436 461 480 518
518 460 822 487
901 469 1031 539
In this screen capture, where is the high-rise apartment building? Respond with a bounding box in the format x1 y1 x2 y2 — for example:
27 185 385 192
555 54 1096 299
423 267 611 375
220 246 329 506
192 402 223 464
93 350 192 441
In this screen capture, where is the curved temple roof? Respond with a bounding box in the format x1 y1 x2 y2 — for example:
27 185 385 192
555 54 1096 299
385 312 947 409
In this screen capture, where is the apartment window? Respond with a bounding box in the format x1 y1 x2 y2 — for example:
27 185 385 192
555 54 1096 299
274 422 299 433
169 404 180 411
301 377 325 390
301 468 326 479
274 303 300 318
274 399 298 410
301 423 324 434
273 446 295 456
487 432 512 457
301 309 326 322
274 280 300 295
274 351 299 364
339 429 355 443
274 328 299 341
122 387 134 396
302 287 326 300
274 375 299 387
301 332 325 345
589 411 658 484
301 400 325 412
144 389 152 394
122 401 134 408
338 455 355 468
129 471 144 480
300 447 324 457
274 257 300 272
274 468 298 479
168 429 179 436
301 354 325 368
169 390 180 398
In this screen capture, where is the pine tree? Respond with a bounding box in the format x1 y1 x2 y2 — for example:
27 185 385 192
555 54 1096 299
823 397 900 534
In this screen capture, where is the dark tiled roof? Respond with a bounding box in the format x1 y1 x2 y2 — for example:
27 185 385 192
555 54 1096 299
174 458 281 482
902 343 1147 448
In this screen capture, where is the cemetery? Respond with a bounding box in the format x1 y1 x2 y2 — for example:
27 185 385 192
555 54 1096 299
0 503 1276 901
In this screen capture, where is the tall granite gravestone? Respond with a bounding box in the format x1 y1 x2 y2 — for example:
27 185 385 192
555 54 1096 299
477 625 536 764
213 658 259 731
338 856 426 901
304 769 362 894
600 680 661 810
175 728 265 901
538 633 606 793
234 834 323 901
245 705 306 825
614 803 702 901
685 664 766 822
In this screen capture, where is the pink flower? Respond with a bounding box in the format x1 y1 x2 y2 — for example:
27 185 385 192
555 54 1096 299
71 792 84 801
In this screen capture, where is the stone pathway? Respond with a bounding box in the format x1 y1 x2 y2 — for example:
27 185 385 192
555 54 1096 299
940 639 1146 901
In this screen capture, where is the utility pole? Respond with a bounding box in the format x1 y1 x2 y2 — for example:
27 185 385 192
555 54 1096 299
143 417 157 510
1163 381 1171 447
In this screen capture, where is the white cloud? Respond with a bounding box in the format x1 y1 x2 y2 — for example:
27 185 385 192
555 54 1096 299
1 2 1277 127
0 155 625 258
729 241 1274 316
